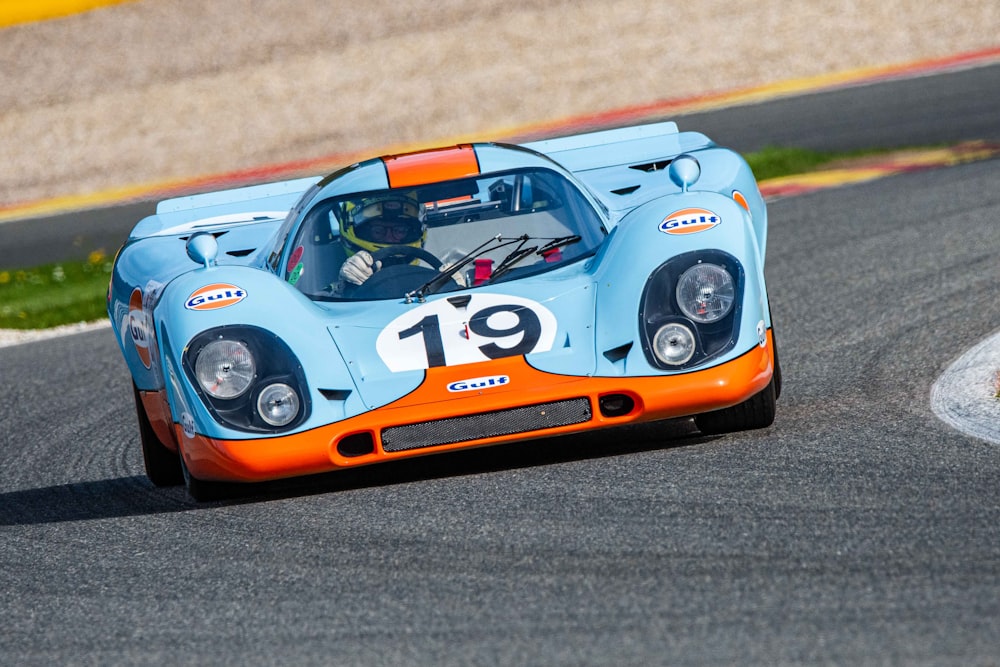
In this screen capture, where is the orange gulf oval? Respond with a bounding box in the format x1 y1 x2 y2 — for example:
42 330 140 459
659 207 722 235
128 287 152 369
184 283 248 311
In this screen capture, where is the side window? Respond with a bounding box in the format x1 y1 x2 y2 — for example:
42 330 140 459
267 183 322 271
487 178 513 209
485 174 549 214
283 201 346 296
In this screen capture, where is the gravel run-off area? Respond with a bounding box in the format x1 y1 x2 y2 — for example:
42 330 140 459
1 0 998 209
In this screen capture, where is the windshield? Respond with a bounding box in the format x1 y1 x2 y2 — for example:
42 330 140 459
284 167 606 301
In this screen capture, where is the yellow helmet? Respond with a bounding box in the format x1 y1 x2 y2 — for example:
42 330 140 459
339 192 426 256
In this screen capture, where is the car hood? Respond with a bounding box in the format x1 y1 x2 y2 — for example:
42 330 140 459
325 278 598 410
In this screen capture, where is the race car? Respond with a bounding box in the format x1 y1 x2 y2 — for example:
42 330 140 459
108 121 780 500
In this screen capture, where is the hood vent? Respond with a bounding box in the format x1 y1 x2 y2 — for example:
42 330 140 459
319 389 352 401
610 185 640 196
603 342 632 363
630 159 672 172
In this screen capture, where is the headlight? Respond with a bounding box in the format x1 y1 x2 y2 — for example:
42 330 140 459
639 251 744 370
194 339 256 399
184 326 310 433
256 383 300 427
652 323 696 366
675 263 735 323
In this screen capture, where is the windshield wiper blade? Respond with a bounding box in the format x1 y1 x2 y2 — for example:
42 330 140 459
487 244 538 282
406 234 583 301
406 234 521 302
536 234 581 255
487 235 582 283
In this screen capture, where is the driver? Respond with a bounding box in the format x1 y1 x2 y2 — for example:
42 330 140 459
338 192 427 287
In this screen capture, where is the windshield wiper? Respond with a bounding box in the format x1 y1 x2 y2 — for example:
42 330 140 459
488 241 538 282
536 234 581 256
406 234 583 301
406 234 524 302
487 235 582 283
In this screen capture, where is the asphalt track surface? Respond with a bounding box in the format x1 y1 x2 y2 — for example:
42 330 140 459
2 69 1000 666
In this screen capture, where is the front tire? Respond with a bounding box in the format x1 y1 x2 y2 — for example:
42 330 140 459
694 375 777 436
178 451 235 502
770 321 783 400
133 384 184 487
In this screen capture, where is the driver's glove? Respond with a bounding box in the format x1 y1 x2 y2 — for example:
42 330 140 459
340 251 382 285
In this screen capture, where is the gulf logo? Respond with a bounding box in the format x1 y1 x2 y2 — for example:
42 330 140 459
128 288 152 369
185 283 247 311
447 375 510 393
659 208 721 235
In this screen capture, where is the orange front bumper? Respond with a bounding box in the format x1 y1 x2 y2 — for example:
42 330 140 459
177 332 775 482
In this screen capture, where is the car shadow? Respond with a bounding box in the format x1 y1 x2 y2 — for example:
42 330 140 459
261 418 710 501
0 419 712 526
0 475 192 526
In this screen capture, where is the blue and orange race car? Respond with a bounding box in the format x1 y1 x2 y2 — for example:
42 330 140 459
108 121 780 500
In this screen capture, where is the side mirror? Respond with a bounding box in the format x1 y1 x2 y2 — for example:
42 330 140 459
186 232 219 268
668 154 701 192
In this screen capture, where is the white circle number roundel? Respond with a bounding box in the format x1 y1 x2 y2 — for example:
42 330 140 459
376 294 557 372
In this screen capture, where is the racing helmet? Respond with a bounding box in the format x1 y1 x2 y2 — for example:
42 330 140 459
339 192 426 257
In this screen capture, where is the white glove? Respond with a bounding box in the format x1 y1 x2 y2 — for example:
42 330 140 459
339 250 381 285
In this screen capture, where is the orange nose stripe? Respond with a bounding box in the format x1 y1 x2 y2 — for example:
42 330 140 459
382 145 481 188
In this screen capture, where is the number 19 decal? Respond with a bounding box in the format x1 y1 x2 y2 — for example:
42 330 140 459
375 294 557 372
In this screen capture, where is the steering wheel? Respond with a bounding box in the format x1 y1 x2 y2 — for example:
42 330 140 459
350 245 444 299
370 244 443 270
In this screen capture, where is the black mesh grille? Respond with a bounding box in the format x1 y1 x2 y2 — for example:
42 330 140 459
381 398 592 453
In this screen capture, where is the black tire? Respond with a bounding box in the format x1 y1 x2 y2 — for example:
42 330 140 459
133 384 184 487
179 451 234 502
694 375 777 436
770 321 782 401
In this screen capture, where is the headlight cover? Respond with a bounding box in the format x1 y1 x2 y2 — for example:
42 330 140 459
652 322 697 366
184 326 309 433
256 383 300 427
194 339 256 399
675 263 735 324
639 250 744 370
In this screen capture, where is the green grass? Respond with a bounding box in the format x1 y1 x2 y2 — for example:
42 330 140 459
744 145 891 181
0 251 113 330
745 146 835 181
0 145 919 331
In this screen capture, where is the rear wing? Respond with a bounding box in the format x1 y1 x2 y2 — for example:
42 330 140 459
522 122 697 169
155 176 320 215
521 121 741 211
129 176 321 241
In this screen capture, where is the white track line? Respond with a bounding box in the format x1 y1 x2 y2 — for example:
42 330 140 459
0 319 111 349
931 328 1000 445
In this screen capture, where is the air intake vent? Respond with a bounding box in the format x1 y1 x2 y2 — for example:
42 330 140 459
381 398 592 452
630 160 672 172
610 185 640 196
603 342 632 363
319 389 352 401
179 231 228 241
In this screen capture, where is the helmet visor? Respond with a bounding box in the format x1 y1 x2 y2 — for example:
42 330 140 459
352 198 423 244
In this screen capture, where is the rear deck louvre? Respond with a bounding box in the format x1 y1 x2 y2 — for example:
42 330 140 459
381 398 592 453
